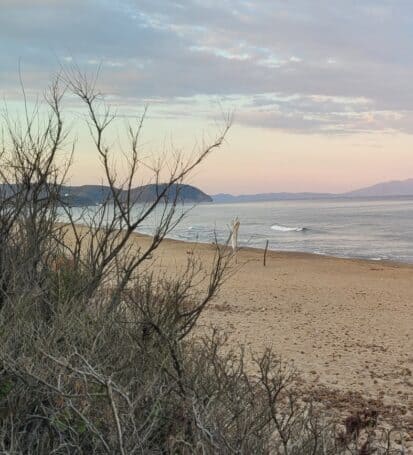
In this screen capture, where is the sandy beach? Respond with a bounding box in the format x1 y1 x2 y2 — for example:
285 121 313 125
130 232 413 434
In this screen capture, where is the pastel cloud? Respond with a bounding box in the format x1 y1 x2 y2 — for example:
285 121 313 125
1 0 413 134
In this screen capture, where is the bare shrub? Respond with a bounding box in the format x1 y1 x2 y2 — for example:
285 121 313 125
0 72 405 454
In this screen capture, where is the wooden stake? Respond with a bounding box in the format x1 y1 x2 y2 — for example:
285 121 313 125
263 240 269 266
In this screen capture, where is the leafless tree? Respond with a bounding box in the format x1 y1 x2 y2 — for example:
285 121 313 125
0 71 405 454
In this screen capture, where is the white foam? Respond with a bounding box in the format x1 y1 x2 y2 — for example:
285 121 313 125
271 224 305 232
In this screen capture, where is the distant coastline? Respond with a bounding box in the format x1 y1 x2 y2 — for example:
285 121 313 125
211 177 413 203
4 177 413 206
211 194 413 204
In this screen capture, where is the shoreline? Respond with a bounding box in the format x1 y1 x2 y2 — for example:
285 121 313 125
64 222 413 268
133 230 413 269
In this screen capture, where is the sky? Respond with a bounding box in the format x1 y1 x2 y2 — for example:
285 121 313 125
1 0 413 194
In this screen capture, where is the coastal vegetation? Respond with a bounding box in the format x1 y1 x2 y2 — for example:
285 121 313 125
0 73 406 454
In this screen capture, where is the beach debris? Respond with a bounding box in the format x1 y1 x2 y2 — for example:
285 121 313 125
230 217 240 253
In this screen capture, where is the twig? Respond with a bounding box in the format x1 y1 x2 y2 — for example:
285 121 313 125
106 378 125 455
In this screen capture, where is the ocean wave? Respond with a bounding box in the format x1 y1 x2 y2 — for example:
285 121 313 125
271 224 306 232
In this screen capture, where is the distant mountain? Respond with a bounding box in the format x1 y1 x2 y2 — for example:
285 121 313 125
63 183 212 205
3 177 413 206
212 178 413 203
344 178 413 197
128 184 212 203
212 192 334 203
60 185 112 206
1 183 212 205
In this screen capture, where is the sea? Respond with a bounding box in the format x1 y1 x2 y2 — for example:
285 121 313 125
66 197 413 264
134 197 413 264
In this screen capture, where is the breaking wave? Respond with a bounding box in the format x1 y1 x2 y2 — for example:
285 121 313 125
271 224 307 232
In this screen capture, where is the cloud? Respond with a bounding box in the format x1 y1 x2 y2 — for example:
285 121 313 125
1 0 413 134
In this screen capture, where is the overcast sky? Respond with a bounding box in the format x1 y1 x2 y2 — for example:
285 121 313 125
2 0 413 193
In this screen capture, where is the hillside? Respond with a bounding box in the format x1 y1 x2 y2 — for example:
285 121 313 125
345 178 413 197
63 183 212 205
1 183 212 206
128 184 211 203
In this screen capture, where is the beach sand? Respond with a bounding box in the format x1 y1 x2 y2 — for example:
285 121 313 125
63 223 413 435
130 233 413 434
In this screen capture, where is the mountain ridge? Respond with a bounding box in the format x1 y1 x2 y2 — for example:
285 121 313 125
64 183 213 205
0 183 212 205
212 178 413 203
2 178 413 205
345 178 413 197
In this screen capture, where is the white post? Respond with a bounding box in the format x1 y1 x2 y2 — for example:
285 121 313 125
230 217 240 253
